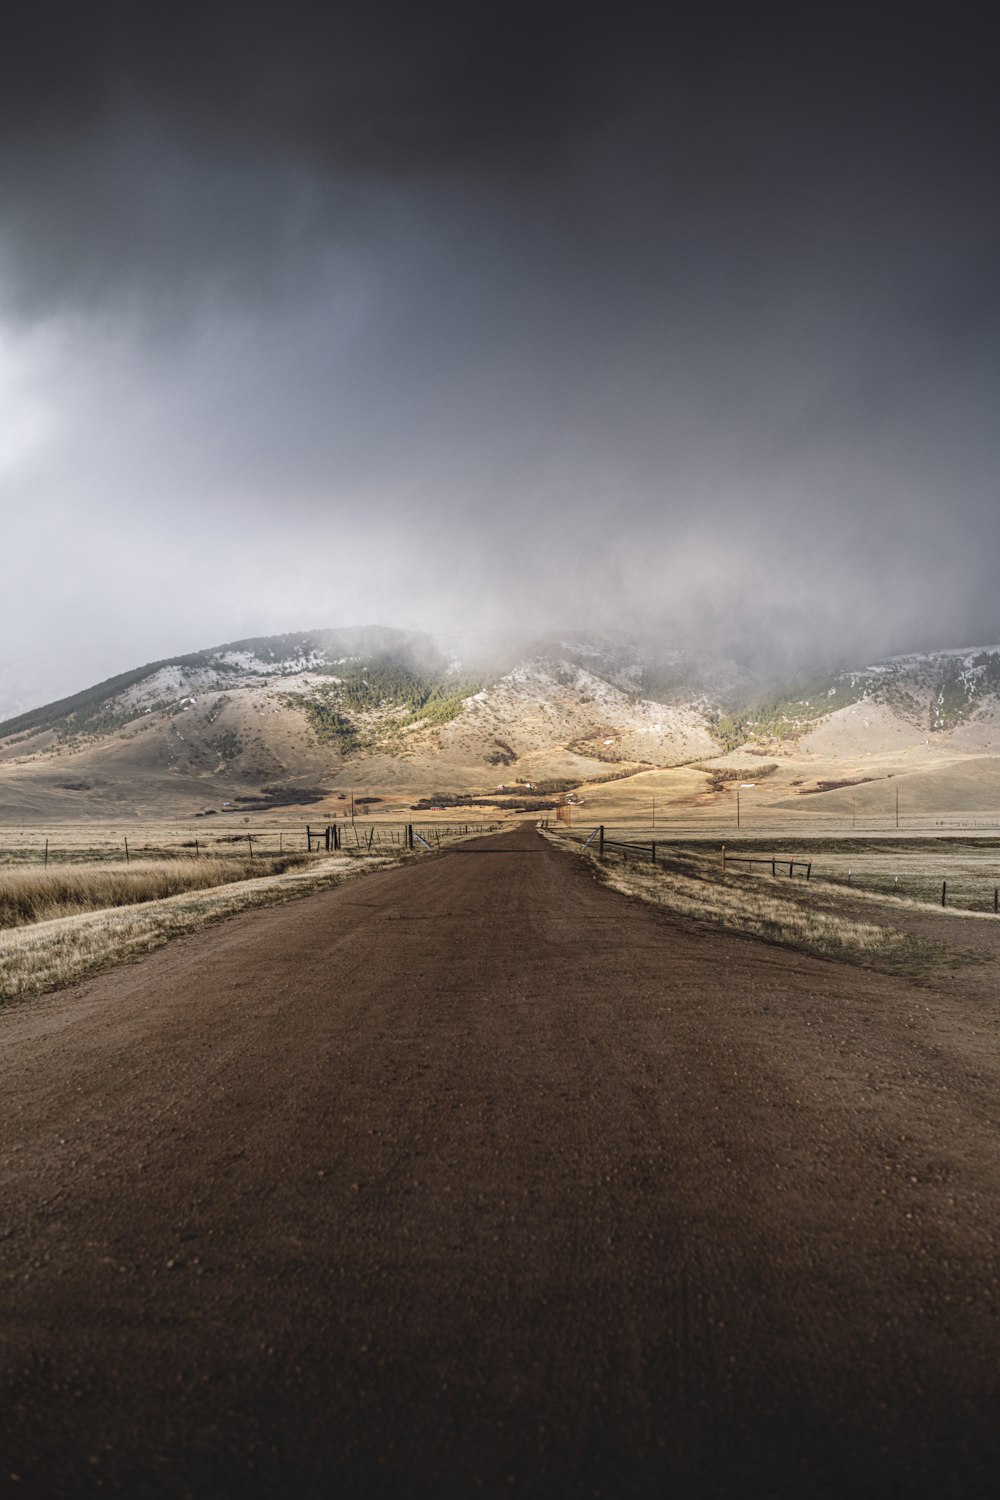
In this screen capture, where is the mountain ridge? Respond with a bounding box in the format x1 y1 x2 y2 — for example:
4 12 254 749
4 628 1000 819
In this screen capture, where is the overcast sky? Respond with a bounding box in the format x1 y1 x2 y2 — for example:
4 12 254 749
2 1 999 713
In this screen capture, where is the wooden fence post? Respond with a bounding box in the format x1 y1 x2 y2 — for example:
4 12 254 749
124 837 130 865
248 834 254 858
598 826 605 856
941 880 947 907
721 844 726 872
651 841 657 865
44 838 48 868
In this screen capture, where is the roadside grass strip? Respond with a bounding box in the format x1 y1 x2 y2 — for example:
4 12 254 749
544 831 931 970
0 852 404 1002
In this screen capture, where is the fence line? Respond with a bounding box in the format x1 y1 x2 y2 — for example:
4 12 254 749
559 826 1000 917
721 847 812 879
3 820 501 868
305 821 498 853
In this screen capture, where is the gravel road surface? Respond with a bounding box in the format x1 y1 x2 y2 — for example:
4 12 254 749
1 826 998 1497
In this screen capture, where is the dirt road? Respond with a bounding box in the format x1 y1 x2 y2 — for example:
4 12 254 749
1 827 998 1498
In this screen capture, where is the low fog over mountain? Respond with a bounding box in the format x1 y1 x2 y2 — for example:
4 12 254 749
2 6 999 718
6 624 1000 820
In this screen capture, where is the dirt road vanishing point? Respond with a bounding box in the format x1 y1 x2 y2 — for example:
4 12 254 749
2 827 998 1498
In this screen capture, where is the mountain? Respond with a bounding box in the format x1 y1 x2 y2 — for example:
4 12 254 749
4 630 1000 820
720 647 1000 750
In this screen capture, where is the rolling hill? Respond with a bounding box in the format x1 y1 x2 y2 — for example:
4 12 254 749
4 630 1000 821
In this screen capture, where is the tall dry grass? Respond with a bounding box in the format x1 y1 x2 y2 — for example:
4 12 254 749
0 851 410 1001
0 855 309 929
543 831 928 969
0 827 499 1002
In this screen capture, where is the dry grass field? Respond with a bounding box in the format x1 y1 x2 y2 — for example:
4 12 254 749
543 819 1000 982
557 824 1000 916
5 763 1000 1002
558 745 1000 840
0 818 499 1001
0 813 500 870
0 855 312 928
0 856 363 1002
777 840 1000 911
548 752 1000 945
542 829 925 966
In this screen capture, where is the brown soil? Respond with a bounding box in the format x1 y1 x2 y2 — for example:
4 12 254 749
1 828 998 1498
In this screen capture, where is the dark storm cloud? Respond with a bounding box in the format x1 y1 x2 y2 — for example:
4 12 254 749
2 0 615 174
2 1 1000 710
